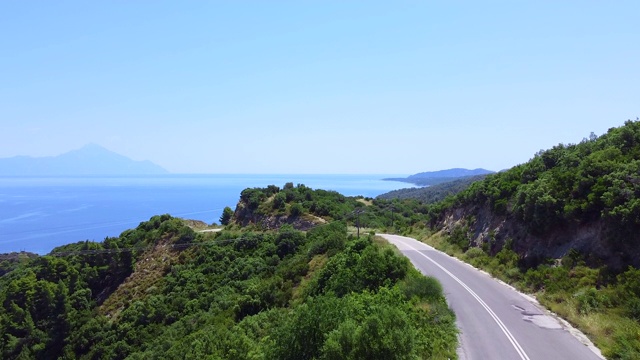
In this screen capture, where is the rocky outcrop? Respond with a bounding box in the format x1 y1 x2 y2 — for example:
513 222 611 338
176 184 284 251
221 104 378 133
232 202 324 231
439 202 638 270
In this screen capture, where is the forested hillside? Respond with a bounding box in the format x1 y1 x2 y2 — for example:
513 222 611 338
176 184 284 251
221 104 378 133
377 175 488 203
430 120 640 269
422 119 640 359
0 186 457 359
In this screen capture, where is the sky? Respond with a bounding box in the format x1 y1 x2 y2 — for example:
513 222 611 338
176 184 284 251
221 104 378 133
1 1 638 174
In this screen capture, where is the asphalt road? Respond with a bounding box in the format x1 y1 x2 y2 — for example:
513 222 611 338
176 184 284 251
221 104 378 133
380 234 604 360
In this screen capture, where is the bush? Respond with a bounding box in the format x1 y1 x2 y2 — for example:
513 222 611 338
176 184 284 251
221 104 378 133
573 287 608 315
275 225 305 259
272 193 286 210
220 206 234 225
400 273 443 301
289 203 304 217
448 225 469 251
270 289 421 360
464 247 485 259
625 297 640 321
306 222 347 258
307 237 408 297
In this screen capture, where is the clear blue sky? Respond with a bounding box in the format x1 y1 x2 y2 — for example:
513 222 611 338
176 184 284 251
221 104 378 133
1 1 638 174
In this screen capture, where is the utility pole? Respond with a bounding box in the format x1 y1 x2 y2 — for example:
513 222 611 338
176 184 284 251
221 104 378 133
390 207 394 228
354 208 365 238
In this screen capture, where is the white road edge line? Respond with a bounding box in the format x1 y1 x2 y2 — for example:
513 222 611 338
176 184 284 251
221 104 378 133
397 237 531 360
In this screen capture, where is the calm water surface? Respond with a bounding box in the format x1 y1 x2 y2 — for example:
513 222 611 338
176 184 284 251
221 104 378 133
0 174 409 254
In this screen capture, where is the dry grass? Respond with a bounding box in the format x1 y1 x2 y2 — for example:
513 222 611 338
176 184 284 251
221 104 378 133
290 254 328 304
357 198 373 206
372 234 390 246
99 237 182 320
182 219 210 230
420 231 464 257
539 294 632 356
307 254 329 276
303 213 327 224
347 226 374 237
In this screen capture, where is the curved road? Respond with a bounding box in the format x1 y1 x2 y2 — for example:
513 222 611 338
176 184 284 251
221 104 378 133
380 234 604 360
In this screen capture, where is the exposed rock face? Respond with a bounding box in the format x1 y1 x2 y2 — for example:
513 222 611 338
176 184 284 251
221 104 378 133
0 251 38 260
439 202 639 270
232 202 323 231
0 252 39 277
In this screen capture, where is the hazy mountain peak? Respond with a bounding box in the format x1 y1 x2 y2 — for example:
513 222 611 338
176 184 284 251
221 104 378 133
0 144 168 176
77 143 109 152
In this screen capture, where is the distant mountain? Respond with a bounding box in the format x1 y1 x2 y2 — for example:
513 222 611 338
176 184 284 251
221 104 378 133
0 144 168 175
377 174 490 203
384 168 494 186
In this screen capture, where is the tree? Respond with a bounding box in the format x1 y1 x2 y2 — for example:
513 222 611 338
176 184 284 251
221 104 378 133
220 207 234 226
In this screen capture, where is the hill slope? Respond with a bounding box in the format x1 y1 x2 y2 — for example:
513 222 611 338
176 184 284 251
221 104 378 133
429 120 640 270
0 143 168 175
0 188 457 359
422 120 640 359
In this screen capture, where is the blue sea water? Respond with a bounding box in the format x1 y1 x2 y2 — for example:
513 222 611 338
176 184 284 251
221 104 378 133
0 174 410 254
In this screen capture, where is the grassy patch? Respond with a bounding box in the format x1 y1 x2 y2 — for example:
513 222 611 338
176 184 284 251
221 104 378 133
182 219 211 230
357 198 373 206
347 225 375 237
99 237 181 319
290 254 328 304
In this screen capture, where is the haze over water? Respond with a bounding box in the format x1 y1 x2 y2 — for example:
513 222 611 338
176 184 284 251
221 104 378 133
0 174 410 254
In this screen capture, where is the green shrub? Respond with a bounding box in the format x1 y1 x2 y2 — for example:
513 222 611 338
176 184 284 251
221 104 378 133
273 192 286 210
400 273 443 301
606 319 640 360
448 225 469 251
573 287 608 315
306 222 347 258
464 247 485 259
625 297 640 321
289 203 304 217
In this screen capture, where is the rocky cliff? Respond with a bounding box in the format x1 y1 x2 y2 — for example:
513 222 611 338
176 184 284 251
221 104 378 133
232 199 325 231
437 201 637 270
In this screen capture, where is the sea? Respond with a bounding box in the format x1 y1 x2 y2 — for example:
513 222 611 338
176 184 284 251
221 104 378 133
0 174 410 255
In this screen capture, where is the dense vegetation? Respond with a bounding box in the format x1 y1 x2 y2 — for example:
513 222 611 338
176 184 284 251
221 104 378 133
418 120 640 359
431 121 640 262
0 186 457 359
230 181 431 235
7 120 640 359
